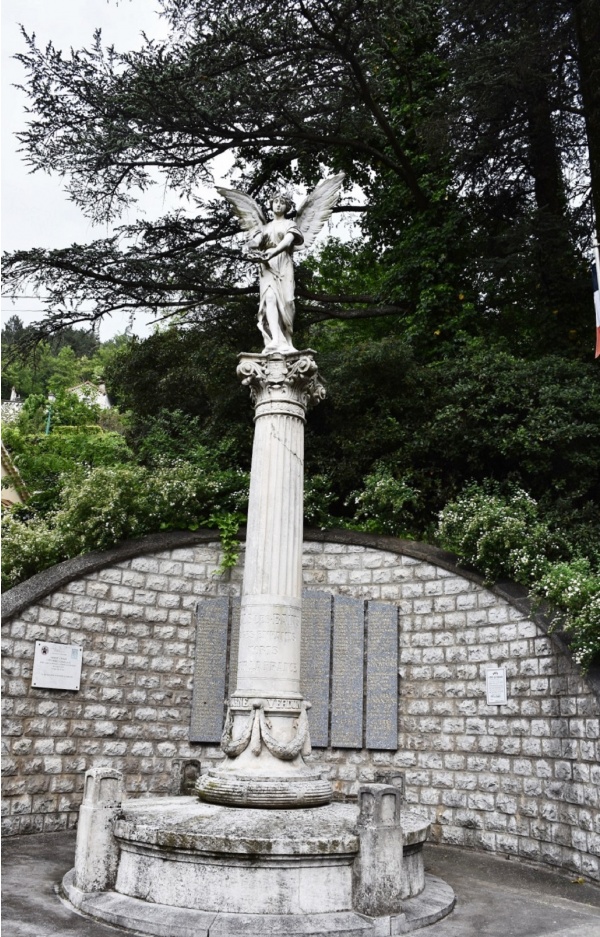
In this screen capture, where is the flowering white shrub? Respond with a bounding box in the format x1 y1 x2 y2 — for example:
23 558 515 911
535 560 600 671
1 513 65 589
438 484 559 583
304 474 336 528
350 465 421 536
438 483 600 671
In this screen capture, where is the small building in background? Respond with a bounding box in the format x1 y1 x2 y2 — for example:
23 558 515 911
67 382 111 409
1 387 24 424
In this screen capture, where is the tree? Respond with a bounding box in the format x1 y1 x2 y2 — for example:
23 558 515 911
2 0 595 357
440 0 593 350
2 391 133 513
3 0 600 620
573 0 600 231
1 317 119 400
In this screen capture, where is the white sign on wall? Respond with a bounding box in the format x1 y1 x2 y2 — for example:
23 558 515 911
485 667 508 705
31 641 83 691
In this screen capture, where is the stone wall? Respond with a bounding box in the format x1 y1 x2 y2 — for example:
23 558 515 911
2 530 599 882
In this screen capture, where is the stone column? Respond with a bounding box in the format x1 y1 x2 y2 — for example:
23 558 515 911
197 351 332 807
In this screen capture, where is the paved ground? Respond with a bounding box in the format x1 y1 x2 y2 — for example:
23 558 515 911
2 831 600 937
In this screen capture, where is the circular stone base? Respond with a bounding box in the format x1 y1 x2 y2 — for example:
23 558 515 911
196 770 333 808
61 798 455 935
62 870 455 936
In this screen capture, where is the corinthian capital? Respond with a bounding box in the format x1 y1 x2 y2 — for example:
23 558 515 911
237 351 326 412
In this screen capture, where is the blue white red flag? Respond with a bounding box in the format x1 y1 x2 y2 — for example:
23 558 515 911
594 243 600 358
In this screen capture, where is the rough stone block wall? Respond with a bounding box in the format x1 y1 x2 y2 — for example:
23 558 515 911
2 534 599 882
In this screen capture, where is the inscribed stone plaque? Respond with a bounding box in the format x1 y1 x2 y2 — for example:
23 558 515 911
226 597 241 695
486 667 508 705
301 590 332 747
365 602 398 749
31 641 82 691
330 596 365 748
190 597 230 742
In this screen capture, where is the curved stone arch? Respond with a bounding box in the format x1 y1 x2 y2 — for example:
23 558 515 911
3 526 597 695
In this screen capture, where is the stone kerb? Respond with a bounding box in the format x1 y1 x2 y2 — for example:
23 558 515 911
2 528 599 883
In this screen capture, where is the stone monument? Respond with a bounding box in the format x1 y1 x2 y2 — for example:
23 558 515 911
62 176 456 936
197 175 344 806
196 350 331 807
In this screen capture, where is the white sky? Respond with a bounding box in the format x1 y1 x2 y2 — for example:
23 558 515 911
2 1 359 344
1 0 176 340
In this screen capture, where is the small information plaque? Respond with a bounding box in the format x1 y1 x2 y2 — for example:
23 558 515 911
32 641 83 690
486 667 507 705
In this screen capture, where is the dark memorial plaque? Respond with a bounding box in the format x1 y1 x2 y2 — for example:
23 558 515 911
190 591 400 752
365 602 398 750
190 597 230 742
226 597 241 696
330 595 364 748
301 591 332 747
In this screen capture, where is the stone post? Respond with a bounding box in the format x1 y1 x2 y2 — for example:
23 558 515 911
353 783 404 917
197 351 332 807
73 767 123 892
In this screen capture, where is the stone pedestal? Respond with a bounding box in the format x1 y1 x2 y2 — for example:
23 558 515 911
73 767 123 892
62 796 455 936
353 784 403 917
197 351 331 808
60 347 458 936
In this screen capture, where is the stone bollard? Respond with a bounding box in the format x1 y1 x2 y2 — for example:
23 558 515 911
352 782 403 917
74 767 123 892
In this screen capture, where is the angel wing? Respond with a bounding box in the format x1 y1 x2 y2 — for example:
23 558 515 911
294 172 345 251
217 187 266 232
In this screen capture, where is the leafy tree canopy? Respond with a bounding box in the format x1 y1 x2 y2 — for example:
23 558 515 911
2 0 598 358
1 316 126 400
2 2 599 667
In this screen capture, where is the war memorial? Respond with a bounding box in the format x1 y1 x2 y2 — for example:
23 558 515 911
2 178 600 936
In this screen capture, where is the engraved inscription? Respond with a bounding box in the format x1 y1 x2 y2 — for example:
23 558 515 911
252 629 295 643
227 597 241 697
247 644 279 658
230 697 301 711
190 597 229 743
365 602 398 750
241 607 301 630
301 591 332 748
331 596 364 748
238 602 301 670
238 659 298 674
191 591 401 752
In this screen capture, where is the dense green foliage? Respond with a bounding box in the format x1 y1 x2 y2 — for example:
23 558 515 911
1 460 248 591
438 484 600 671
100 325 600 549
1 315 125 399
2 1 599 667
2 391 133 513
3 0 597 357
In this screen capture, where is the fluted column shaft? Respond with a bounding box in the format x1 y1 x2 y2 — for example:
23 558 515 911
196 350 332 808
236 385 305 698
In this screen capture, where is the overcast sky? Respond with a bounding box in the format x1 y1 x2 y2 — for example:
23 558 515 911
2 1 358 344
2 0 174 340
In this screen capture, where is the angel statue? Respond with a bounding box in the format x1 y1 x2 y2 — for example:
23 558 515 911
217 173 345 354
